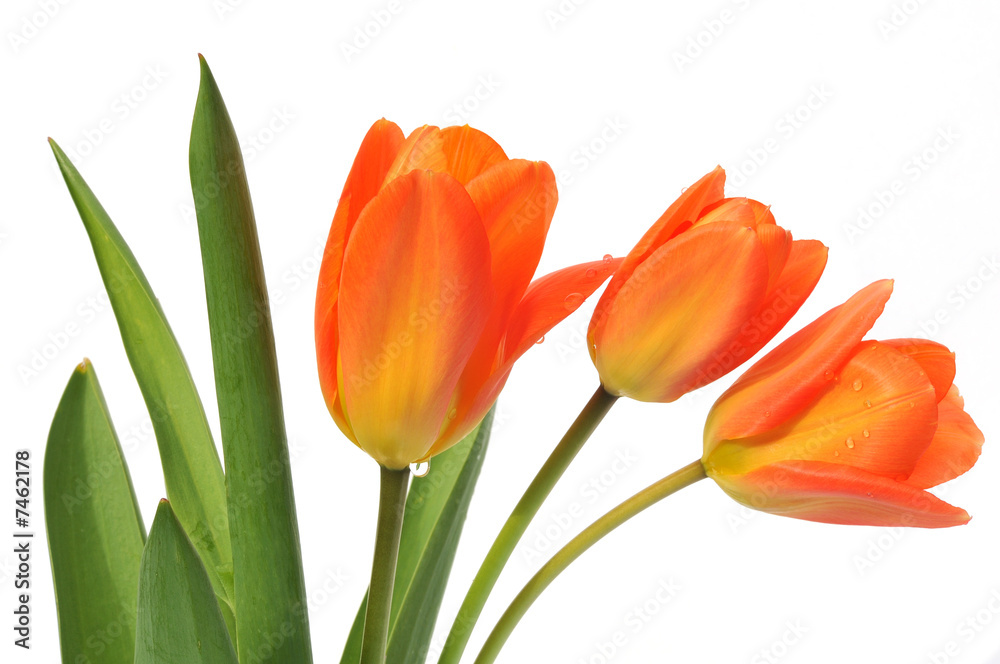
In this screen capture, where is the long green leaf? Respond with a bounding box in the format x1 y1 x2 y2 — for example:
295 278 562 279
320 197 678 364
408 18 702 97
341 408 495 664
189 54 312 663
135 500 239 664
44 360 145 664
48 140 235 640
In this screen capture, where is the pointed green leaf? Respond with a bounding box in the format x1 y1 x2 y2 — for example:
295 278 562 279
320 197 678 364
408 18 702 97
48 139 235 640
44 360 145 664
189 55 312 663
135 501 239 664
341 408 495 664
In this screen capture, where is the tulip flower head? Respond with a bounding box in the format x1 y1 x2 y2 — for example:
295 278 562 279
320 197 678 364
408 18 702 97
316 120 617 469
702 280 984 528
588 167 828 402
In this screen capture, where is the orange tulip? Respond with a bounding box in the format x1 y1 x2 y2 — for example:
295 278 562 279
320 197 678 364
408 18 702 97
588 166 828 402
702 280 984 528
315 120 618 469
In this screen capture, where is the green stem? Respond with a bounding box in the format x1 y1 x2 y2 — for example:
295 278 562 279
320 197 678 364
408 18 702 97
359 465 410 664
438 386 618 664
473 459 707 664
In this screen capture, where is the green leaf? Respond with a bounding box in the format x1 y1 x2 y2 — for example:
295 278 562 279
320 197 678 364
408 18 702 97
44 360 146 664
341 407 495 664
135 501 239 664
189 54 312 663
48 139 235 641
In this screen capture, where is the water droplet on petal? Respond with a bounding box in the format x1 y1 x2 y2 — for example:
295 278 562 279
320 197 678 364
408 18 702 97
448 408 457 420
535 335 545 344
852 379 863 391
909 401 915 408
585 268 597 278
824 370 835 381
563 292 584 310
863 429 870 438
763 410 771 418
845 437 855 449
834 450 840 457
410 461 430 477
603 254 614 263
864 399 872 408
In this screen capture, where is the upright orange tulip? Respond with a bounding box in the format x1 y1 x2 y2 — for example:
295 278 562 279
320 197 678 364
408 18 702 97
316 120 617 469
702 280 984 528
588 166 828 402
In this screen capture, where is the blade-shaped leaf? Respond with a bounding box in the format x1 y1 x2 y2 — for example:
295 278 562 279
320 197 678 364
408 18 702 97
340 407 495 664
189 54 312 663
48 139 235 639
135 500 239 664
44 360 146 664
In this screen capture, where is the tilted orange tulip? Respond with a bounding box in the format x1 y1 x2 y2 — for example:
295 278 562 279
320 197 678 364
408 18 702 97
702 280 984 528
588 166 828 402
315 120 618 469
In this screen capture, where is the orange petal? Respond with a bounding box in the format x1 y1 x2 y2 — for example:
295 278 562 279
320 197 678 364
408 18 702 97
338 170 493 468
693 197 758 228
906 385 984 489
591 167 726 339
698 239 827 389
468 159 557 338
882 339 956 401
316 119 404 420
712 461 970 528
707 280 893 445
382 125 507 186
593 222 769 402
432 258 621 457
755 224 793 293
706 342 939 480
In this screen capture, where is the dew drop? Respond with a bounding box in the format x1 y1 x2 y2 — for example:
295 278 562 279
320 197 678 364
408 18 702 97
563 292 584 310
845 436 855 449
410 461 430 477
852 379 863 391
862 429 870 438
603 253 614 263
585 268 597 278
864 399 872 408
535 335 545 344
824 370 835 381
448 408 457 420
834 450 840 457
908 401 915 408
763 410 771 418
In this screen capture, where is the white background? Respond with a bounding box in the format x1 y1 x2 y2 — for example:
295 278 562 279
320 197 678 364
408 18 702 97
3 1 999 662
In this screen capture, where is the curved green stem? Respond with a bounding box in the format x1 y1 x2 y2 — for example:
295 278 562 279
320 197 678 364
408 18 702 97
473 459 707 664
438 386 618 664
359 465 410 664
